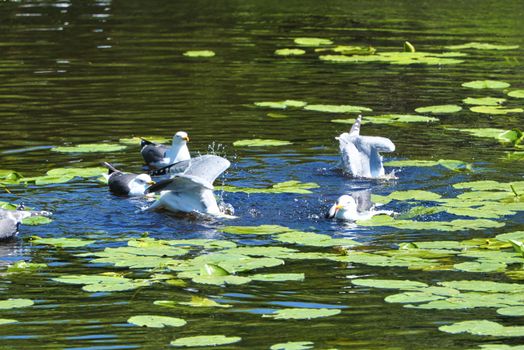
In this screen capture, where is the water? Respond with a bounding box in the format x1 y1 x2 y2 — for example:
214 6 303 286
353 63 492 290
1 0 524 348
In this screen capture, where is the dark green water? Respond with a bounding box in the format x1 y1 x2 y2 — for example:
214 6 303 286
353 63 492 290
1 0 524 349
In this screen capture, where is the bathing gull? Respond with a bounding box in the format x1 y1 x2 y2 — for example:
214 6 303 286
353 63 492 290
337 115 395 178
0 205 52 240
326 190 393 221
102 162 155 196
140 131 190 169
145 155 230 215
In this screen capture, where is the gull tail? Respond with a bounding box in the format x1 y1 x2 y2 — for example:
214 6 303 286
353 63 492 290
350 115 362 136
102 162 120 175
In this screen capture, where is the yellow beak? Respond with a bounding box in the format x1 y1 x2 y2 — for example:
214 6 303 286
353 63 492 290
184 136 190 142
147 181 156 185
335 204 344 210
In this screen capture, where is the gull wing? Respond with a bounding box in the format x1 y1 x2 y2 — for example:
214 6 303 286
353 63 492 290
341 141 367 177
0 218 18 240
146 174 213 193
359 135 395 153
351 190 373 212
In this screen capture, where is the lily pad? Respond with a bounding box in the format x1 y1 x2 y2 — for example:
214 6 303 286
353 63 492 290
221 225 293 235
254 100 307 109
351 278 428 290
294 37 333 47
52 143 126 153
497 306 524 317
233 139 292 147
127 315 186 328
462 97 506 106
445 42 519 50
21 216 52 225
183 50 215 57
469 106 523 115
303 104 372 114
384 292 446 304
415 104 462 114
439 320 524 337
6 261 47 273
385 160 440 167
320 51 466 65
251 273 305 282
462 80 511 89
275 48 306 56
170 335 242 347
179 296 232 308
221 180 319 194
507 90 524 98
29 236 95 248
119 136 170 145
270 342 314 350
263 308 341 320
0 298 34 309
0 319 18 325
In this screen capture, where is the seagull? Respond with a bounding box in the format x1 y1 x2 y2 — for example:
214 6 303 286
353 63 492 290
326 190 393 221
1 204 52 240
145 155 231 216
140 131 191 169
336 115 395 178
102 162 155 196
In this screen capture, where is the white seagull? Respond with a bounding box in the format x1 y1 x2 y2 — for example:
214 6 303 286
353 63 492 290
336 115 395 178
326 191 393 221
102 162 155 196
145 155 231 216
1 205 52 240
140 131 191 169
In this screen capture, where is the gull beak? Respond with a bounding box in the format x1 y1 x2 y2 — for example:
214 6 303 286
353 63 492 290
326 203 342 219
184 136 190 142
147 181 156 185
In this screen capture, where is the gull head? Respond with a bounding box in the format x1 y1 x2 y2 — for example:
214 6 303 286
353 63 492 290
326 195 358 220
173 131 190 144
129 174 155 196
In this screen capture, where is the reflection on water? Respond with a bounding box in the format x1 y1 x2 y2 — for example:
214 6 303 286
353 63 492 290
0 0 523 348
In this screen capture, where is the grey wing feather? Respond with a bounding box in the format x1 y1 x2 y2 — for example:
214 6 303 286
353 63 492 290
182 155 230 184
351 190 373 212
141 144 168 164
147 174 213 193
108 172 136 195
359 135 395 152
350 115 362 136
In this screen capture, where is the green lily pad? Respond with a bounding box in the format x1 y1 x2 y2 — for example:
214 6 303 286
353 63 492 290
221 225 293 235
463 97 506 105
251 273 305 282
233 139 292 147
497 306 524 317
0 170 23 184
267 113 288 119
221 180 319 194
270 341 314 350
384 292 446 304
315 45 376 55
415 104 462 114
275 48 306 56
29 236 95 248
303 104 372 114
275 231 359 247
507 90 524 98
183 50 215 57
496 231 524 242
439 320 524 337
351 278 428 290
171 335 242 347
21 216 52 225
0 298 34 309
127 315 186 328
119 136 170 145
254 100 308 109
449 128 511 140
0 318 18 325
439 280 524 293
385 160 440 167
470 106 523 115
332 114 439 125
462 80 511 89
320 51 465 65
263 308 341 320
453 261 507 273
294 37 333 46
6 261 47 273
52 143 126 153
445 42 519 50
179 296 232 308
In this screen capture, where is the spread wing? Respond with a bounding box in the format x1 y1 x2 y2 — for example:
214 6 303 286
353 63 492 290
147 174 213 193
351 190 373 212
0 218 18 240
341 141 366 177
150 155 230 182
359 135 395 153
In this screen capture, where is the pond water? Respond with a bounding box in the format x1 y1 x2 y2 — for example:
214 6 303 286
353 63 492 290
1 0 524 349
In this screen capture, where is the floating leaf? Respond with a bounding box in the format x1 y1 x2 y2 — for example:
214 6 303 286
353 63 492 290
385 160 440 167
270 341 314 350
462 80 510 89
183 50 215 57
320 51 465 65
221 180 319 194
6 261 47 273
251 273 305 282
351 278 428 290
384 292 446 304
470 106 523 115
0 319 18 325
119 136 170 145
294 37 333 47
507 90 524 98
275 231 359 248
264 308 341 320
453 261 507 273
29 236 95 248
0 170 22 184
415 104 462 114
52 143 126 153
448 128 510 140
254 100 307 109
315 45 376 55
275 48 306 56
439 280 524 293
332 114 438 125
232 139 292 147
127 315 186 328
200 263 229 277
462 97 506 106
439 320 524 337
179 296 232 308
497 306 524 317
303 104 372 114
496 231 524 242
0 298 34 310
171 335 242 347
21 216 52 225
221 225 293 235
445 42 519 50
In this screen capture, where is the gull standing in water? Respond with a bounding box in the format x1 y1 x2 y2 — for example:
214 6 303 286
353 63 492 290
145 155 231 216
0 205 52 240
140 131 191 169
326 190 393 221
102 162 155 196
336 115 395 178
